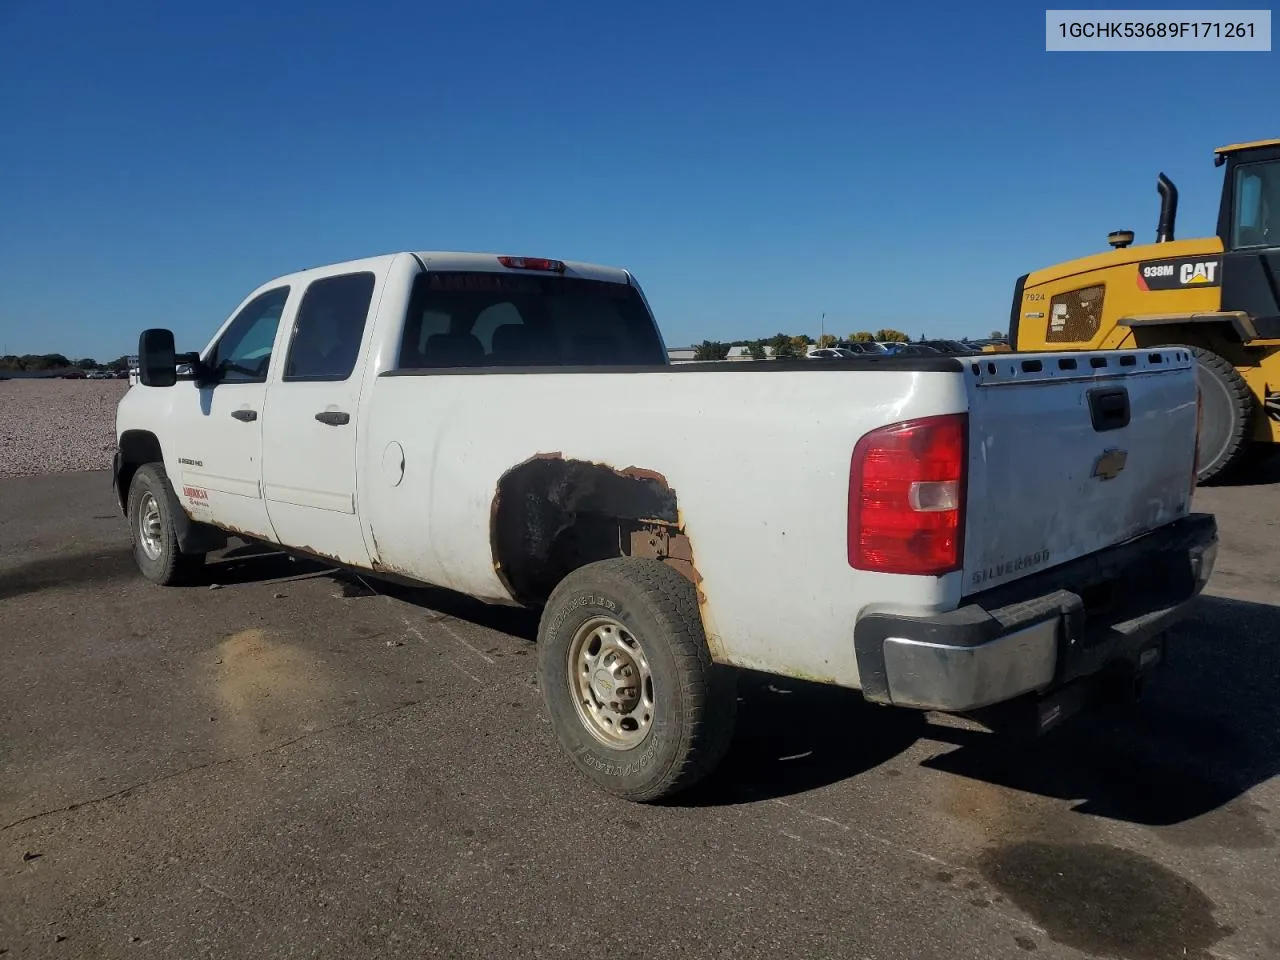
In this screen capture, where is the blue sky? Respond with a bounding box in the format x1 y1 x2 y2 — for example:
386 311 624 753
1 0 1275 359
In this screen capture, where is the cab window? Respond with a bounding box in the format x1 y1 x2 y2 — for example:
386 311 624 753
397 271 665 369
1232 162 1279 249
207 287 290 383
283 272 376 381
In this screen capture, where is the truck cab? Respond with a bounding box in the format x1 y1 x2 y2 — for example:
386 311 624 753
114 252 667 569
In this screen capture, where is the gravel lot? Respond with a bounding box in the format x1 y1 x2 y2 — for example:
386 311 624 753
0 379 128 478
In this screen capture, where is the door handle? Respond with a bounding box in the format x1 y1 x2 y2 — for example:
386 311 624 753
231 409 258 422
1087 387 1130 432
315 411 351 426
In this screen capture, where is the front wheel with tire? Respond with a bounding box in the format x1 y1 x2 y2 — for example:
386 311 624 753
1188 346 1255 485
536 557 737 802
126 463 206 585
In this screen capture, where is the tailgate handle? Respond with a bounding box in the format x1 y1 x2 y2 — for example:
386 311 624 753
1088 387 1130 432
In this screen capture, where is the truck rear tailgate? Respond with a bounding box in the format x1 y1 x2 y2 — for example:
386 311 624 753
961 348 1198 596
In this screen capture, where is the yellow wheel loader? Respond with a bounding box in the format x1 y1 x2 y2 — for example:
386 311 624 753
1005 138 1280 484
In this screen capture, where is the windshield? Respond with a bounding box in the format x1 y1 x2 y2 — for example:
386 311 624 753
398 271 666 368
1232 160 1280 249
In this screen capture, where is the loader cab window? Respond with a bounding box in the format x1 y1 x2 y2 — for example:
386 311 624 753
1231 162 1279 250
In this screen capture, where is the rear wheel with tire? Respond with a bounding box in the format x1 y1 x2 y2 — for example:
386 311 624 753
1188 346 1256 485
536 557 737 802
126 463 206 585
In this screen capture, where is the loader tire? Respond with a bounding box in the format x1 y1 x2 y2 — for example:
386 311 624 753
536 557 737 803
1189 346 1254 485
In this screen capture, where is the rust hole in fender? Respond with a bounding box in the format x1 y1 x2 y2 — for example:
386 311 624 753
489 454 706 609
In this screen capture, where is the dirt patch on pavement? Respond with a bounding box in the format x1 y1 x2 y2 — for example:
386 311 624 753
209 628 340 746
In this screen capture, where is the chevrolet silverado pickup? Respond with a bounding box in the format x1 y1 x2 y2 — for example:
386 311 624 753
113 250 1219 801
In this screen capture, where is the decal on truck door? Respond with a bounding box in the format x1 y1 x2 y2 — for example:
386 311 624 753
182 485 211 510
1136 255 1222 291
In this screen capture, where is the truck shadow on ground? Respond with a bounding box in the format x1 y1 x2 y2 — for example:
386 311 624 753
916 595 1280 842
1207 449 1280 487
201 544 543 638
0 545 137 602
200 542 335 586
677 596 1280 834
673 674 929 806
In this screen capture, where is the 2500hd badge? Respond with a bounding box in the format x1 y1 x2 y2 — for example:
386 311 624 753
970 549 1051 587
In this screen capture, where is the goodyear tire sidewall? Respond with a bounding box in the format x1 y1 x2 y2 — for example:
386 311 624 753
538 580 683 796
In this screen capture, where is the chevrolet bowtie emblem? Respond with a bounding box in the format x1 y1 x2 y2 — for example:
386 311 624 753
1092 448 1129 481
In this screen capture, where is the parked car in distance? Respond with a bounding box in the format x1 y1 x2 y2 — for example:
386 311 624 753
114 249 1217 803
808 342 895 359
919 339 981 356
877 341 942 356
833 340 889 355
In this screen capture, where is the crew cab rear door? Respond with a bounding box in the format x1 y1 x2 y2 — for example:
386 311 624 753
258 266 384 566
961 348 1199 595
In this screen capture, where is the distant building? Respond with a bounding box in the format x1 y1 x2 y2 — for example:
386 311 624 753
667 345 776 362
724 346 775 360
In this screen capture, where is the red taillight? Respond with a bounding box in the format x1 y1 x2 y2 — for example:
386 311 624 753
848 413 968 576
497 255 566 273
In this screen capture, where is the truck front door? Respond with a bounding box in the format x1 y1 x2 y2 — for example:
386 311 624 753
259 269 379 567
178 285 292 541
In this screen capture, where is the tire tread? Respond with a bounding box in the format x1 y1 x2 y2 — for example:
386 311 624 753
541 557 736 802
1188 345 1254 485
128 462 205 586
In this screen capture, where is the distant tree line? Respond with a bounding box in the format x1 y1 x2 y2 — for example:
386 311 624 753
0 354 132 372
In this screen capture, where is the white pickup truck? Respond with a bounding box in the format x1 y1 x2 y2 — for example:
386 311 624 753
114 250 1219 801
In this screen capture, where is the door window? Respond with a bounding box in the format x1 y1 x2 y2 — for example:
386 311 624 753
207 287 291 383
283 272 376 381
1232 162 1278 249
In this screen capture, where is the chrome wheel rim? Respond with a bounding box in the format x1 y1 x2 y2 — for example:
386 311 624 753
137 492 163 561
568 616 655 749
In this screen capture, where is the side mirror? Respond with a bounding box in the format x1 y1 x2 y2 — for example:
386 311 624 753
138 329 177 387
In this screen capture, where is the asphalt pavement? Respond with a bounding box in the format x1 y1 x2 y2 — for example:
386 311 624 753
1 469 1278 960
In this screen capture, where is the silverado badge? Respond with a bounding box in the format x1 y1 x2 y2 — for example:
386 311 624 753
1092 448 1129 481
